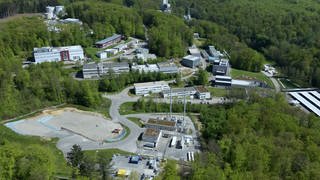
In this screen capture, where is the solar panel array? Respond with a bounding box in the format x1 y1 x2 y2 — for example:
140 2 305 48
289 91 320 116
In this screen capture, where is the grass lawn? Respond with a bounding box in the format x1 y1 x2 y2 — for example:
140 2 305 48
119 102 137 115
84 47 100 61
0 125 72 177
208 87 227 97
62 98 111 118
231 68 274 88
127 117 144 127
278 78 300 89
84 148 134 164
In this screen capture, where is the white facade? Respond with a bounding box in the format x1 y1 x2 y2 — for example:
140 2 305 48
131 64 159 73
33 45 84 64
134 81 170 95
96 51 107 59
105 49 118 56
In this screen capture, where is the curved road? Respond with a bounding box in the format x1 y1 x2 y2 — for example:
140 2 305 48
57 87 143 154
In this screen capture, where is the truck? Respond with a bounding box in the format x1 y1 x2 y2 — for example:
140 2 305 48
170 136 177 147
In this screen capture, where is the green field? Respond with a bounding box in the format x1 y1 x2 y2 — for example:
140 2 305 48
119 102 136 115
278 78 300 89
207 87 227 97
231 68 274 88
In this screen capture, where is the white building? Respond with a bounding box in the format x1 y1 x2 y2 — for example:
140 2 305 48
96 51 108 59
105 49 118 56
134 81 170 95
195 86 211 100
131 64 159 73
162 87 197 98
33 45 84 64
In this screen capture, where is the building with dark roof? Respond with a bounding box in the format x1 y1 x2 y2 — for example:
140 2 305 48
212 59 230 76
145 119 176 131
95 34 122 48
142 128 162 147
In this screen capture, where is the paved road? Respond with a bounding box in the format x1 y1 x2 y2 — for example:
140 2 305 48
57 87 143 154
261 71 281 93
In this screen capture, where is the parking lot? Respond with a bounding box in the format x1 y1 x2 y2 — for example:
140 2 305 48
110 155 159 178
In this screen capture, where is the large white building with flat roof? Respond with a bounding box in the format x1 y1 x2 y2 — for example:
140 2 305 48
134 81 170 95
33 45 84 64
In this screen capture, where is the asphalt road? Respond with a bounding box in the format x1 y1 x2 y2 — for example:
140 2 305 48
261 71 281 93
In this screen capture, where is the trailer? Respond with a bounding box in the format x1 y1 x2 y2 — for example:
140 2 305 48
170 136 177 147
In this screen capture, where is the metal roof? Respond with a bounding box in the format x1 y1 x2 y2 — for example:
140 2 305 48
289 91 320 116
95 34 121 45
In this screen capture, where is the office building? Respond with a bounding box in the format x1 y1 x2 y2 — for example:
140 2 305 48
134 81 170 95
95 34 122 48
131 64 159 73
162 87 197 98
157 62 179 74
181 55 200 68
33 45 84 64
82 62 129 78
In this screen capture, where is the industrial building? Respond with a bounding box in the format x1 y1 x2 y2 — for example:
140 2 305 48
181 55 200 68
195 86 211 100
95 34 122 48
212 59 230 76
162 87 197 98
161 0 171 13
131 64 159 73
208 46 224 58
134 81 170 95
214 75 232 86
44 6 65 20
82 62 129 78
141 128 162 147
33 45 84 64
145 119 176 131
157 62 179 74
288 91 320 116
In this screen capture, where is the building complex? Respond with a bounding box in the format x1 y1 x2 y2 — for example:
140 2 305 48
134 81 170 95
82 62 130 78
33 45 84 64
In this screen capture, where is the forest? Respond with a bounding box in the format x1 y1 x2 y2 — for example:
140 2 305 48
170 0 320 87
1 0 320 179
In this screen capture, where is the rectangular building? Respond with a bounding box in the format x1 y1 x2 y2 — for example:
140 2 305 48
157 62 179 74
134 81 170 95
181 55 200 68
82 62 129 79
142 128 162 147
145 119 176 131
33 45 84 64
131 64 159 73
214 75 232 86
95 34 122 48
212 59 230 75
195 86 211 100
162 87 197 98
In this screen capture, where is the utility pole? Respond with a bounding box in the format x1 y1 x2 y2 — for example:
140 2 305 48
170 88 172 119
183 88 186 121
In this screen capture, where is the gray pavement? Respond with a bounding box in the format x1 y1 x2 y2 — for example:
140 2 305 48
261 71 281 93
57 87 144 154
